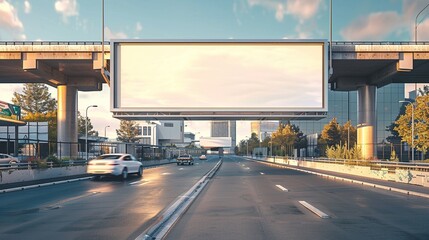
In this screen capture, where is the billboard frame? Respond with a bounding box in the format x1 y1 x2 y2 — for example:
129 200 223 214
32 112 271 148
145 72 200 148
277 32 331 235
111 39 328 120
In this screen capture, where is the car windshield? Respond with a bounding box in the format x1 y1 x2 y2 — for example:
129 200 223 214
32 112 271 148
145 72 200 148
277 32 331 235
95 155 122 160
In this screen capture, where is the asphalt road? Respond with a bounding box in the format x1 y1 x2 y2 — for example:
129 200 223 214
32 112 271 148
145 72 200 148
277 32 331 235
0 157 218 240
166 155 429 240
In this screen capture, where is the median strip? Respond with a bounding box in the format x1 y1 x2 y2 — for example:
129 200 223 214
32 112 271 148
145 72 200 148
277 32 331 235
138 160 222 240
299 201 329 219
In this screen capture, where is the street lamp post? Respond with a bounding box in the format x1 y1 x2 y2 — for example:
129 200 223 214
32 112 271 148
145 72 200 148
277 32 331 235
86 105 98 161
399 100 414 162
104 125 110 137
415 3 429 42
245 136 249 156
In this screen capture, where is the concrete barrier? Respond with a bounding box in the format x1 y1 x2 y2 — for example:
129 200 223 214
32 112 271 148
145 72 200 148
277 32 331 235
0 166 86 185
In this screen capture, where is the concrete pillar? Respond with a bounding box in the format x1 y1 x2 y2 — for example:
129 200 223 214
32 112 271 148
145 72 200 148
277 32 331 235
357 85 377 159
57 85 78 159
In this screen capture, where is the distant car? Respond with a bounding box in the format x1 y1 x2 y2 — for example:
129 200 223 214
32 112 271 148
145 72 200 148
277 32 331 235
176 155 194 165
199 154 207 160
0 153 19 165
87 154 143 180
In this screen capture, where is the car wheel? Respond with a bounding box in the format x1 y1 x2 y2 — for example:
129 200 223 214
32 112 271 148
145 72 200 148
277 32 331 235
121 168 128 180
177 162 180 165
137 166 143 177
9 160 18 165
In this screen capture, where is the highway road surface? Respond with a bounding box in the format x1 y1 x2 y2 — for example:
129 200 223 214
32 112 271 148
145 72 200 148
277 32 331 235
166 156 429 240
1 155 429 240
0 157 218 240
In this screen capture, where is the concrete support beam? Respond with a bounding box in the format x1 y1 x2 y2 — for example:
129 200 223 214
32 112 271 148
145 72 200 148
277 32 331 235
57 85 78 158
357 85 377 159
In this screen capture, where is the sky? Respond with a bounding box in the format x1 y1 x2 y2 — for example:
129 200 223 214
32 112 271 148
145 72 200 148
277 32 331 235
0 0 428 142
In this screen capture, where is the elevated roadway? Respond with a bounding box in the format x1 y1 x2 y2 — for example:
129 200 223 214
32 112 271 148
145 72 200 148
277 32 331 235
0 41 428 158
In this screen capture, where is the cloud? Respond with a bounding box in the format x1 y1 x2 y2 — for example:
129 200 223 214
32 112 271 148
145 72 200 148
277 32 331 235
341 11 403 41
24 1 31 14
247 0 322 22
136 22 142 32
340 1 429 41
417 18 429 41
0 0 25 40
0 0 23 31
104 27 128 40
55 0 78 22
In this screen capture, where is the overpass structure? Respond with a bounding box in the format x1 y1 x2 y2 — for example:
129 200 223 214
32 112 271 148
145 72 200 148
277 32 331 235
0 41 428 159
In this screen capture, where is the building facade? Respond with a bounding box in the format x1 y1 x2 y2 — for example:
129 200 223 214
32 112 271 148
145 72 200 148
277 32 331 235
289 83 405 160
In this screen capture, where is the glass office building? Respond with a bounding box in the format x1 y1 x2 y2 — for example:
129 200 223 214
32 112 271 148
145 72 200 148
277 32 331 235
290 83 405 159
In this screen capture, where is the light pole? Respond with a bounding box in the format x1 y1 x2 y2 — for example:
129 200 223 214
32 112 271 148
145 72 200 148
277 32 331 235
415 3 429 42
245 135 249 156
86 105 98 161
399 100 414 162
104 125 110 137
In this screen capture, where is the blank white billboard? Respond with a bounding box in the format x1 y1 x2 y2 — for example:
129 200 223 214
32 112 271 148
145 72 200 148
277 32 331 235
111 40 327 120
200 137 232 148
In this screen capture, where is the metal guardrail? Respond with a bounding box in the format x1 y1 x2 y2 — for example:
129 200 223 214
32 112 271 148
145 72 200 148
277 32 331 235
0 160 88 171
263 156 429 172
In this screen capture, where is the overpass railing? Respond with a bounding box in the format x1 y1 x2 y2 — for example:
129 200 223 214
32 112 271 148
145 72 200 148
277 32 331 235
1 41 429 46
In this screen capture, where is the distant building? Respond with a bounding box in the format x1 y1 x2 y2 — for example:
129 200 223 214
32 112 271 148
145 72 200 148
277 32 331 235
211 121 236 153
184 132 195 144
251 121 279 140
136 120 184 146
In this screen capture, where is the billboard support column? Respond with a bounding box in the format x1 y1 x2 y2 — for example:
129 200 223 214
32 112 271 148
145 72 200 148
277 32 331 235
357 85 377 159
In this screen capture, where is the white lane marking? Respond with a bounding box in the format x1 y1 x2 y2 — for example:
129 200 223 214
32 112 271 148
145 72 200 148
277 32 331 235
245 167 250 170
130 180 150 186
178 168 184 170
129 180 143 185
260 172 265 175
161 172 172 175
299 201 330 219
275 184 288 192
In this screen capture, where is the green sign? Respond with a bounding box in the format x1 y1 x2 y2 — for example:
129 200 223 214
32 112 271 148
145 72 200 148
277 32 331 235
0 101 21 120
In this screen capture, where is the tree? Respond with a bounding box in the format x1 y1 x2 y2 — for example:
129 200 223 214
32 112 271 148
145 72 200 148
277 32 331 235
272 123 297 156
291 124 307 150
320 118 341 147
339 121 357 148
77 111 98 136
247 132 260 154
394 95 429 156
116 120 140 143
12 83 56 115
418 85 429 96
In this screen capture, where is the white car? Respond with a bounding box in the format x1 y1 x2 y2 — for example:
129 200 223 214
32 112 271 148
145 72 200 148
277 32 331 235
0 153 19 165
199 154 207 160
87 154 143 180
